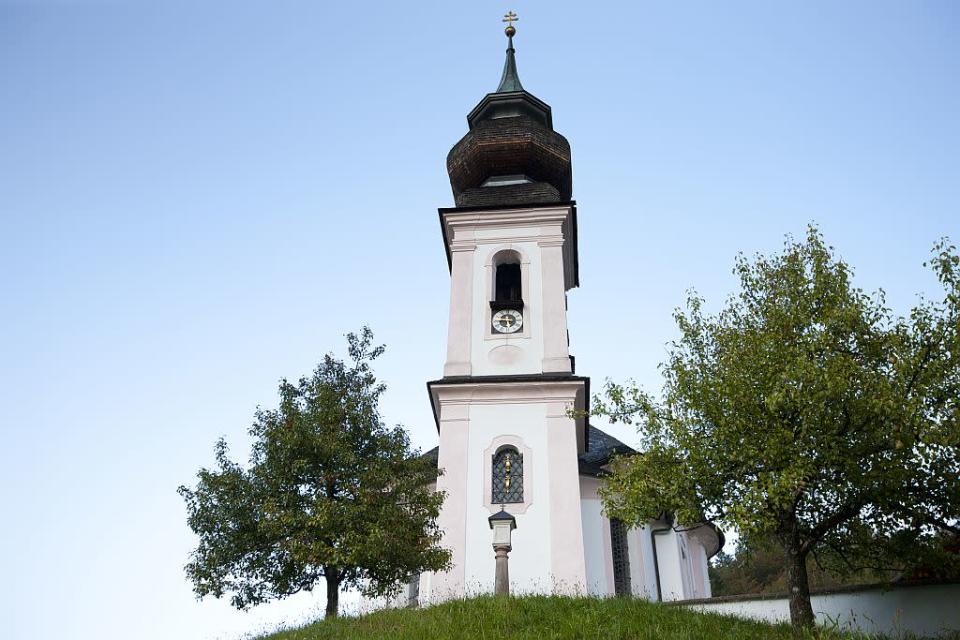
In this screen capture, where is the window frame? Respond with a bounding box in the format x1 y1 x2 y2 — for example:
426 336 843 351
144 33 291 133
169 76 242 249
481 436 533 514
484 247 531 340
491 445 524 504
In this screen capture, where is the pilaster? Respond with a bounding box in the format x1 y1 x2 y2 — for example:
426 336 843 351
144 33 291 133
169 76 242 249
546 400 588 592
431 401 470 597
444 243 476 377
539 237 572 373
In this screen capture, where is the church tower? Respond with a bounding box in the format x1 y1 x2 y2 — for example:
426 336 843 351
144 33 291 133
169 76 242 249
424 15 591 599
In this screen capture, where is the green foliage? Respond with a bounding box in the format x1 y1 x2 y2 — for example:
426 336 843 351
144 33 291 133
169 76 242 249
593 227 960 624
711 530 960 598
709 536 895 597
178 328 451 613
257 594 882 640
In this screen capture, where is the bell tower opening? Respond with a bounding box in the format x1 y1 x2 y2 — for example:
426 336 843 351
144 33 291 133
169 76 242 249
495 262 522 303
490 250 526 336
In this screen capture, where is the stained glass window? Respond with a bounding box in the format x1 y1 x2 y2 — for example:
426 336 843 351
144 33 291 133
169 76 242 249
610 518 631 596
491 446 523 504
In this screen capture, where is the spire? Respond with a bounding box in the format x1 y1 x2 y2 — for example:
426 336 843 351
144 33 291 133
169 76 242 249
447 10 572 207
496 11 524 93
463 11 555 131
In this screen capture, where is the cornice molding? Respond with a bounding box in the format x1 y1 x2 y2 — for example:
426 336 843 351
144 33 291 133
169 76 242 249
440 204 577 291
437 203 579 289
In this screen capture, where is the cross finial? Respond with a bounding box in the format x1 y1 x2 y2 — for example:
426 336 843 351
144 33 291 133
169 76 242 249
502 11 518 38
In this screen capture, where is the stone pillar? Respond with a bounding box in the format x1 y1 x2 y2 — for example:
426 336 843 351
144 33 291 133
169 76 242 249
494 545 511 596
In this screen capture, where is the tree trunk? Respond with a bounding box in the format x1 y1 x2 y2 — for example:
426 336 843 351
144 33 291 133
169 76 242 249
782 537 815 628
325 568 340 618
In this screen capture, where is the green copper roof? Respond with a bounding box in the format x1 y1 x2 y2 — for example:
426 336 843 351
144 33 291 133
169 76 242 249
496 36 524 93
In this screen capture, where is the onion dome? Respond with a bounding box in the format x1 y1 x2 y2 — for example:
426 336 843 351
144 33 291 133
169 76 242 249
447 17 572 208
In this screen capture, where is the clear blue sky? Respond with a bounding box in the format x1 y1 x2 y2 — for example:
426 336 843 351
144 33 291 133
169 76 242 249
1 1 957 638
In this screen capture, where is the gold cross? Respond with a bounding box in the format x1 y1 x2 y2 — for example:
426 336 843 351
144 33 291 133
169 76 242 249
502 11 518 28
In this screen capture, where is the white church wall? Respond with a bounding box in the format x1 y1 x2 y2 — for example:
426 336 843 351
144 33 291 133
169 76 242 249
429 400 470 600
463 402 553 594
579 479 660 600
627 525 654 600
636 522 660 599
427 380 587 602
429 203 586 603
418 571 432 606
471 240 545 377
655 530 686 602
683 582 960 638
677 533 696 599
579 476 610 596
443 244 475 378
689 540 711 599
544 399 588 591
442 206 577 379
578 478 712 601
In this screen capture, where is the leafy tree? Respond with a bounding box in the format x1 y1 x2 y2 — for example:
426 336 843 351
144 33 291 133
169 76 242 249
594 228 960 628
178 328 450 617
708 534 896 597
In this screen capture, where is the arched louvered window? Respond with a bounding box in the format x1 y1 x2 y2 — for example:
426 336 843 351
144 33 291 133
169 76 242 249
491 446 523 504
610 518 631 596
495 262 522 303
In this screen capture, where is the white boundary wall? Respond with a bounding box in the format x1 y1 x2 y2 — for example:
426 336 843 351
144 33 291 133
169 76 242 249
683 582 960 638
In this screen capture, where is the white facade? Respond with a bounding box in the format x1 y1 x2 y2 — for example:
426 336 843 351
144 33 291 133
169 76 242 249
685 582 960 637
440 205 578 379
418 202 721 605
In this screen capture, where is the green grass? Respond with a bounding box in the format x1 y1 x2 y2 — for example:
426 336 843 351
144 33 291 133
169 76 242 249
258 594 880 640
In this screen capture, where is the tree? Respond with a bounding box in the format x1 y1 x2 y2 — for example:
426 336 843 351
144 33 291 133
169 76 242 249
593 228 960 628
178 328 450 618
708 533 896 597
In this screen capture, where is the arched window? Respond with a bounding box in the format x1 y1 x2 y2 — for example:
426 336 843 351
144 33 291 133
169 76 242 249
492 251 523 304
610 518 631 596
491 446 523 504
495 262 522 303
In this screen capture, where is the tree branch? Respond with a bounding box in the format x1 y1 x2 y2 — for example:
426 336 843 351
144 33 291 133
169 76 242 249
800 502 864 555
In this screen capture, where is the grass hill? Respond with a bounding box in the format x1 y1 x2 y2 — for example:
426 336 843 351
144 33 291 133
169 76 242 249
258 594 880 639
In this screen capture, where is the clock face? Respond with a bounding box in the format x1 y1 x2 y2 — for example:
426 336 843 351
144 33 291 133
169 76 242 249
492 309 523 334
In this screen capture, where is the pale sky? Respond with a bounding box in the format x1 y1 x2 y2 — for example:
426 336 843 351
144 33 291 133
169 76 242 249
2 2 958 639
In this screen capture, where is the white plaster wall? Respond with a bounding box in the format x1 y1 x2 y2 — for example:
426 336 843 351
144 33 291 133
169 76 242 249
690 541 711 599
627 526 654 600
442 206 576 378
428 401 470 601
579 479 658 600
463 402 553 594
544 400 588 592
686 583 960 638
637 523 660 600
470 240 545 377
426 381 587 602
655 531 686 602
579 477 610 596
677 533 696 599
573 475 720 602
